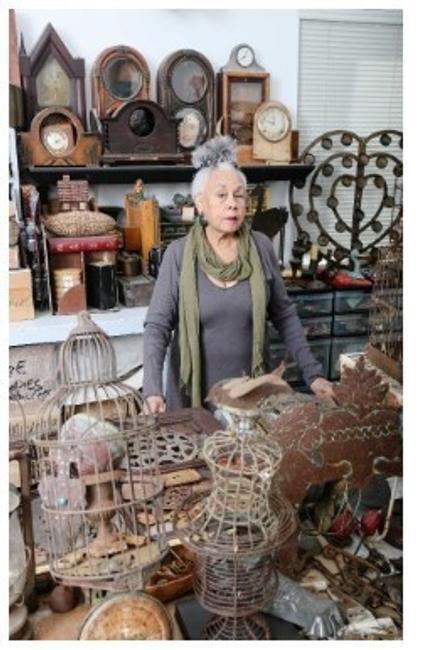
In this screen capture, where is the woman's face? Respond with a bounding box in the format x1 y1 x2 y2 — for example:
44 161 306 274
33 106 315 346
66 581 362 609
196 168 247 235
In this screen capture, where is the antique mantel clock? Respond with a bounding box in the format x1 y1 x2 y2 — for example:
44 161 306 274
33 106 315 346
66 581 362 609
253 100 294 163
91 45 151 119
20 23 86 128
157 49 215 152
217 44 270 164
101 100 184 163
19 107 101 166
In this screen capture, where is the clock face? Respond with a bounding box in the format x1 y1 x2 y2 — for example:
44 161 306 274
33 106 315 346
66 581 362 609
42 128 71 154
175 107 207 149
236 45 254 68
257 106 290 142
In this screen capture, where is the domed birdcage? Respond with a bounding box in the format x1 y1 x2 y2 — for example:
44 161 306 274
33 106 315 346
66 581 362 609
33 312 168 592
174 378 297 640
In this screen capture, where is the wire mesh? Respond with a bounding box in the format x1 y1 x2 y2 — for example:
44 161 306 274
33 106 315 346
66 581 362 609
369 246 403 367
174 405 297 639
202 614 270 640
33 312 168 591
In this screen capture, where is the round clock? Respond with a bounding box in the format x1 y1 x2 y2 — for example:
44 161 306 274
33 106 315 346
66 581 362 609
42 128 70 153
256 102 291 142
236 44 255 68
41 122 75 156
175 107 207 149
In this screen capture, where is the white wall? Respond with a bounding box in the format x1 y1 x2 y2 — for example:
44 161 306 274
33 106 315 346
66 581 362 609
16 8 300 257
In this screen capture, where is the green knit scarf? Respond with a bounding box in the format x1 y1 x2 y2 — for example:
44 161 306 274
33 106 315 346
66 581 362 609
179 221 266 406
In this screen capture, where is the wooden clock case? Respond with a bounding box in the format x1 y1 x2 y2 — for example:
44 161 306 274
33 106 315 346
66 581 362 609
157 49 215 151
19 106 101 166
91 45 151 119
101 100 184 163
217 70 270 164
20 23 86 129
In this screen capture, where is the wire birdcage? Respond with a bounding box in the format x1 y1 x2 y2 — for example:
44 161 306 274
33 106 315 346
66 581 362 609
368 179 403 381
175 396 297 640
33 312 168 591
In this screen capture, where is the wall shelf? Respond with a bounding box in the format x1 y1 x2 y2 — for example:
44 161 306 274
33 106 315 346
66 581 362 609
20 163 315 185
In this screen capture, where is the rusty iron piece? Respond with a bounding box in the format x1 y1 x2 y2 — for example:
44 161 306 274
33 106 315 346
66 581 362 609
128 428 199 469
266 356 402 508
289 129 402 266
33 312 168 591
305 545 401 618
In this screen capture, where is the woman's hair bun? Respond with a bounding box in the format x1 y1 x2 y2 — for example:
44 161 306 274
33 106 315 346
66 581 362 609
191 135 238 170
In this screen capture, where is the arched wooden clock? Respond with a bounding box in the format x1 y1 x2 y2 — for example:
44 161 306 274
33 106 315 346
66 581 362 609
19 107 101 166
253 101 294 163
19 23 86 128
157 49 215 151
91 45 151 119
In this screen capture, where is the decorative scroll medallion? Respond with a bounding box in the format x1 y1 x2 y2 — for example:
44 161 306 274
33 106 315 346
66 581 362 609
289 129 402 266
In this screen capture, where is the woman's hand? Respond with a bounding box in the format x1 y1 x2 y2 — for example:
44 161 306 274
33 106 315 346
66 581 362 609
310 377 335 399
143 395 166 415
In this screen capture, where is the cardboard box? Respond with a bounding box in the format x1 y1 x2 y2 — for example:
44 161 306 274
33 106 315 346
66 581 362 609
9 269 35 321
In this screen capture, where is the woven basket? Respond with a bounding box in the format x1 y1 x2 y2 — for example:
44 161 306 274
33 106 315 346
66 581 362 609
44 210 116 237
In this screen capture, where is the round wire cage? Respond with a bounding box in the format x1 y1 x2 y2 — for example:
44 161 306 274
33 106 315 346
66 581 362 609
193 552 278 616
174 402 297 640
33 312 168 591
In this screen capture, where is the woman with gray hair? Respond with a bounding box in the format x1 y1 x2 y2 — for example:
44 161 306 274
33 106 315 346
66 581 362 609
143 136 333 413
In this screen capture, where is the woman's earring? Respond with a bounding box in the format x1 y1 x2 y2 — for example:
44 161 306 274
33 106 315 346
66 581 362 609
199 213 208 226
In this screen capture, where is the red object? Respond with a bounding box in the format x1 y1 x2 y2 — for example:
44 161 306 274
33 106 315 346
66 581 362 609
48 234 121 253
360 508 383 536
320 270 372 289
329 508 356 537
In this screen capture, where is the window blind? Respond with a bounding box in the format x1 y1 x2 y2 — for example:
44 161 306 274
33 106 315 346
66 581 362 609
296 14 403 253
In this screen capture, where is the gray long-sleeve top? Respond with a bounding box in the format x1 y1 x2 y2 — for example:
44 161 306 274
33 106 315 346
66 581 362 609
143 230 324 409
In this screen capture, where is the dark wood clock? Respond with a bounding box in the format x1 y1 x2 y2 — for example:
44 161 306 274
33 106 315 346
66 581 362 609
19 107 101 166
19 23 86 129
157 49 215 152
101 100 184 163
91 45 151 119
217 44 270 164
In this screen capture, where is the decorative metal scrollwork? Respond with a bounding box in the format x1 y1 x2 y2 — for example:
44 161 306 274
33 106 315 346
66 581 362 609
289 129 403 266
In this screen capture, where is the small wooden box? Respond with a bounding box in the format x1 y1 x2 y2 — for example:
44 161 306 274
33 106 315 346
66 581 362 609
9 269 35 321
118 274 155 307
